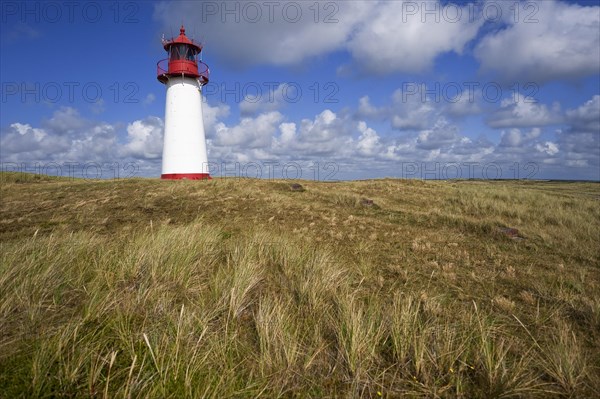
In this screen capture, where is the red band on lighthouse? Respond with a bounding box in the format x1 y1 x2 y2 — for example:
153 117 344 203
161 173 211 180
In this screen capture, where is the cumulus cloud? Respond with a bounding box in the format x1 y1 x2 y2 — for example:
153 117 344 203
42 107 89 134
210 108 403 165
357 96 388 121
222 105 498 168
213 111 283 149
555 95 600 172
566 95 600 132
1 122 67 157
557 130 598 169
0 108 165 170
535 141 559 156
347 1 484 74
2 94 597 180
445 88 484 117
152 0 598 88
484 95 599 176
416 118 459 150
346 87 590 174
499 129 522 147
154 1 484 75
356 121 382 157
391 88 438 131
487 94 562 128
499 127 541 147
202 100 231 137
153 1 372 68
351 86 523 165
358 84 487 138
0 101 229 173
272 109 353 157
475 0 600 83
121 117 164 160
356 88 437 131
0 108 116 163
153 0 598 88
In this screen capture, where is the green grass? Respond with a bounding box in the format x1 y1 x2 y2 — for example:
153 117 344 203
0 172 599 398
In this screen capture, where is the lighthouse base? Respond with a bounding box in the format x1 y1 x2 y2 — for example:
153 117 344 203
161 173 211 180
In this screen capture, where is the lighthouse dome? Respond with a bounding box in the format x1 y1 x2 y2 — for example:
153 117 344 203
162 25 202 53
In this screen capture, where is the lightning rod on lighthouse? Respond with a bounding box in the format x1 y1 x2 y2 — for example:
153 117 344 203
157 25 211 179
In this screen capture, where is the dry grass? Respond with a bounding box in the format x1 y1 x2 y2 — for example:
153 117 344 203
0 172 599 398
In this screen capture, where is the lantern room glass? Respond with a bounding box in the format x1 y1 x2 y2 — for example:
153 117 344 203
169 44 196 62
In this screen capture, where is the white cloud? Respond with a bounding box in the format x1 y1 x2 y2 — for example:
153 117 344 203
391 88 438 130
566 95 600 132
153 0 597 86
121 117 164 160
12 123 44 138
498 127 542 148
357 96 387 121
356 121 382 157
553 96 600 170
0 108 116 163
416 118 459 150
43 106 88 134
526 127 542 140
550 96 599 172
153 1 372 68
356 88 437 131
487 94 561 128
213 111 283 149
535 141 559 156
445 89 484 117
2 123 56 155
202 100 231 137
500 129 522 147
151 0 597 90
475 0 600 83
2 93 597 180
0 107 144 166
211 108 401 165
153 1 484 75
0 100 233 174
347 1 483 74
272 109 353 157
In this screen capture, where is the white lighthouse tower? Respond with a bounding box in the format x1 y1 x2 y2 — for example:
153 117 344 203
157 25 211 179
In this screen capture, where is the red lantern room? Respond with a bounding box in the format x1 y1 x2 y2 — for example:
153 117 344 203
157 25 209 85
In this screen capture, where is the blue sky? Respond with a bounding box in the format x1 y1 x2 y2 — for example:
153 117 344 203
1 0 599 180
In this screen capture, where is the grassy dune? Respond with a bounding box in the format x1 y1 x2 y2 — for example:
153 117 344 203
0 172 599 398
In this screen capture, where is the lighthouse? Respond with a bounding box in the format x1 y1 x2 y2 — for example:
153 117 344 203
157 25 210 179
